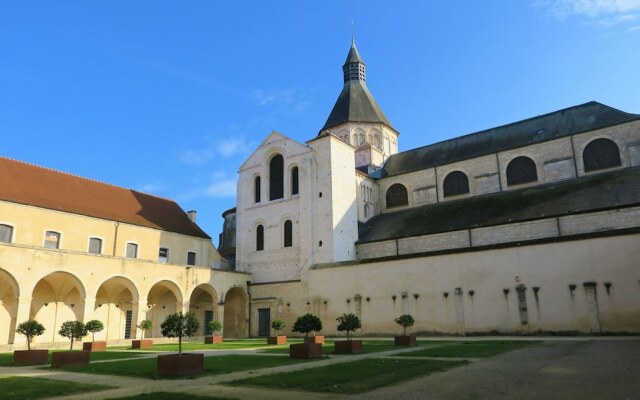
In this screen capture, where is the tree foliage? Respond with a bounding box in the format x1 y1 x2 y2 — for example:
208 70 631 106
84 320 104 342
137 319 152 339
160 312 200 355
271 320 287 336
16 320 45 351
336 313 361 340
394 314 415 335
292 314 322 338
207 320 222 336
58 321 87 351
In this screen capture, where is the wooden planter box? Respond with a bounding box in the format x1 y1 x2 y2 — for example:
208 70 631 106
205 335 223 344
157 353 204 377
132 339 153 349
290 343 323 359
13 349 48 366
267 335 287 345
83 341 107 351
51 351 90 368
335 339 363 354
304 335 325 344
394 334 417 346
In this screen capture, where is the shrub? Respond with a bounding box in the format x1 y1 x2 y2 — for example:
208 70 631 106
271 320 286 336
394 314 415 335
207 320 222 336
58 321 87 351
292 314 322 339
336 313 361 340
137 319 152 339
15 320 45 350
84 320 104 342
160 312 200 355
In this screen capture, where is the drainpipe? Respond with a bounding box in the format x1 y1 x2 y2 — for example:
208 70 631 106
112 222 120 256
246 280 252 338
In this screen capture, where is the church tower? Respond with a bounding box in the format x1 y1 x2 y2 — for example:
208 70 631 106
318 39 399 170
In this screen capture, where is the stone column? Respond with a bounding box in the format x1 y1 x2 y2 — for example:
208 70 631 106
14 296 32 347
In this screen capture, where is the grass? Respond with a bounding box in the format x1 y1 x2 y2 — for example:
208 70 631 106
0 374 110 400
107 393 236 400
396 341 540 358
58 354 316 379
258 339 402 354
119 339 273 352
226 357 466 394
0 350 144 367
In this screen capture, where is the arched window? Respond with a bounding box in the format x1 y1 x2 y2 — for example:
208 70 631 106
443 171 469 197
386 183 408 208
506 156 538 186
256 225 264 251
364 204 370 218
0 224 13 243
254 176 261 203
283 220 293 247
583 138 621 172
269 154 284 200
291 167 299 196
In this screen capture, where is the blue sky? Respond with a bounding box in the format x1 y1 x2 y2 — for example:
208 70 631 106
2 1 639 245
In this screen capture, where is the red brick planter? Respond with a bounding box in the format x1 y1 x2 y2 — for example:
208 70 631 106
394 334 417 346
157 353 204 377
83 341 107 351
290 343 323 359
51 351 90 368
335 339 363 354
132 339 153 349
13 349 49 366
267 335 287 345
204 335 223 344
304 335 325 344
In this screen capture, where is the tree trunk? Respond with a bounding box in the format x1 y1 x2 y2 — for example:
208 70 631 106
178 336 182 355
70 338 74 351
27 336 31 351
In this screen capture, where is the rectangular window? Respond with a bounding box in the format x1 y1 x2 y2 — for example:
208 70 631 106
187 251 196 266
204 310 214 335
88 237 102 254
158 247 169 263
126 243 138 258
124 310 133 339
0 224 13 243
44 231 60 249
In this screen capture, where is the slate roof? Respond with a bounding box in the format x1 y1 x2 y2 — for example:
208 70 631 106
0 156 211 239
358 167 640 244
382 102 640 177
320 82 394 133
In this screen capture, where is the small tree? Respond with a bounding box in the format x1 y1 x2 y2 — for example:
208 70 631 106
271 320 286 336
160 312 199 355
58 321 87 351
84 320 104 342
207 320 222 336
137 319 152 339
394 314 415 336
292 314 322 339
15 320 45 351
336 313 361 340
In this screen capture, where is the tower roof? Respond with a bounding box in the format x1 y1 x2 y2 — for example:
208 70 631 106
344 39 363 64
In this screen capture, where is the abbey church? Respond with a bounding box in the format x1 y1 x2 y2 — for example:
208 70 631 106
1 41 640 349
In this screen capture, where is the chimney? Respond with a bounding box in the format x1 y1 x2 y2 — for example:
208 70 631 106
187 210 197 222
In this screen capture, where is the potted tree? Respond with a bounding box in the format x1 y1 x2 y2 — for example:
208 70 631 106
204 320 223 344
83 320 106 351
267 319 287 345
290 313 323 359
51 320 90 368
13 320 48 365
157 312 203 376
394 314 417 346
132 319 153 349
335 313 363 353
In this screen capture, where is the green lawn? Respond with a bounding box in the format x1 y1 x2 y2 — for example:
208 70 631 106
127 339 273 352
0 351 144 367
226 357 466 394
107 393 236 400
396 341 540 358
258 340 402 354
0 374 110 400
58 354 317 379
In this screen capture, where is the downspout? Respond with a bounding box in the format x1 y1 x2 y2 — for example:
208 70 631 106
246 280 252 338
112 221 120 256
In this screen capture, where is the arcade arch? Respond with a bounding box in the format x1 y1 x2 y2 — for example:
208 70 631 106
223 287 248 338
146 280 183 338
188 284 219 336
0 269 18 345
94 276 139 341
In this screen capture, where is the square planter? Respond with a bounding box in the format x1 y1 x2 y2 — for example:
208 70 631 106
290 343 323 359
394 334 417 346
267 335 287 345
13 349 49 366
335 339 363 354
205 335 223 344
304 335 325 344
157 353 204 377
132 339 153 349
51 351 90 368
83 341 107 351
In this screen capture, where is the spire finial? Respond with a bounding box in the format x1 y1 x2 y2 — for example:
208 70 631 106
351 19 355 44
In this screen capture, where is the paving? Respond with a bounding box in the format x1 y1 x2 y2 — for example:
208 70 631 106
1 338 639 400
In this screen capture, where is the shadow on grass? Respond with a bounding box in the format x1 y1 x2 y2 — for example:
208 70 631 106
106 392 236 400
0 374 110 400
0 350 145 367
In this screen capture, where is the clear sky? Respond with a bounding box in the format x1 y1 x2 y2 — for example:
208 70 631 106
2 1 639 245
